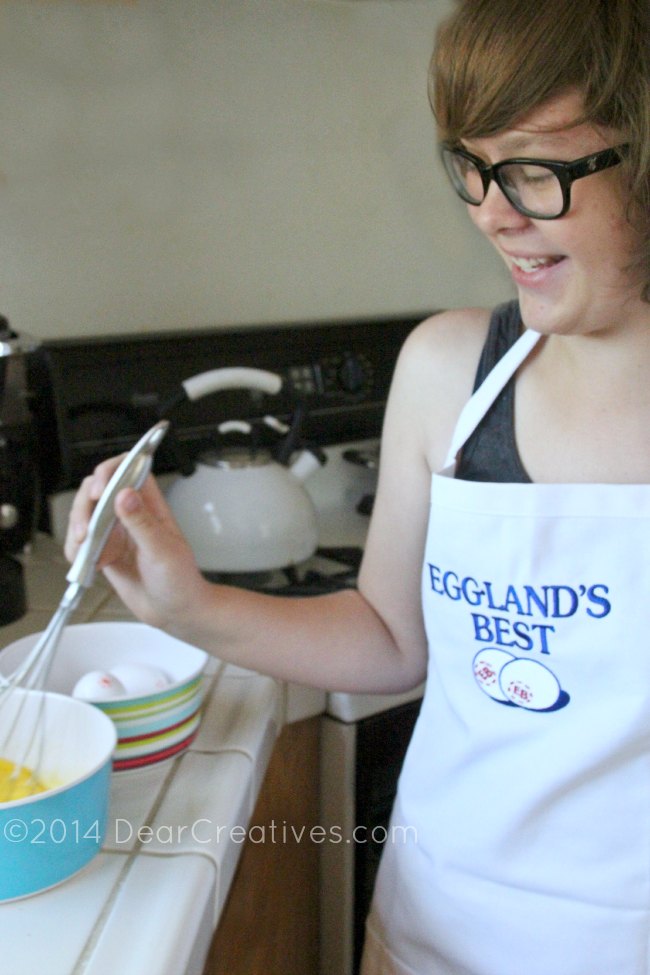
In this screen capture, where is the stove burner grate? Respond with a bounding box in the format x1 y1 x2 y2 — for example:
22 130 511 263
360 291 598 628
202 546 362 595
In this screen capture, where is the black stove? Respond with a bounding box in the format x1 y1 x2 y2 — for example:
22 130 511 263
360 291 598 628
27 314 423 507
204 544 364 595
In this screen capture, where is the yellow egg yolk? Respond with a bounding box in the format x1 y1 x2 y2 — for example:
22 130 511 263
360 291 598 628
0 757 46 802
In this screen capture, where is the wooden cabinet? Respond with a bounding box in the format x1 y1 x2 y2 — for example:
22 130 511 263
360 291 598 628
204 716 321 975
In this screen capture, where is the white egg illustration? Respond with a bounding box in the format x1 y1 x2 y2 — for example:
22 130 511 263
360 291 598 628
499 658 562 711
72 670 127 701
110 663 172 696
472 648 517 702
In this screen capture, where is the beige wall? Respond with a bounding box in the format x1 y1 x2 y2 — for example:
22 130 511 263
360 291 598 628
0 0 513 339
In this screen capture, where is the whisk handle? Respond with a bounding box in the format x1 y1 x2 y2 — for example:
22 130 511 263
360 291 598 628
66 420 169 590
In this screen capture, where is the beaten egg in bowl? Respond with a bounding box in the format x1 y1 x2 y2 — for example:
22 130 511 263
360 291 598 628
0 757 48 802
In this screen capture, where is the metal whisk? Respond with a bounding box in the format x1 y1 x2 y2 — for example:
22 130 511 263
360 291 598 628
0 420 169 797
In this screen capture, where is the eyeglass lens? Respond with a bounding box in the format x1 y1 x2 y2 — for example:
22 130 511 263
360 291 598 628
445 153 565 218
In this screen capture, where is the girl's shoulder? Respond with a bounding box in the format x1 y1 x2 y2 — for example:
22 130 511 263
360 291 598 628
406 306 493 359
386 306 493 471
397 306 493 406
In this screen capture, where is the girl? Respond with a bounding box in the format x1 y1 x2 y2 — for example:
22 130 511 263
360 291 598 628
66 1 650 971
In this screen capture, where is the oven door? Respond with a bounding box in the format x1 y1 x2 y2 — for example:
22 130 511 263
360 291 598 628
320 697 422 975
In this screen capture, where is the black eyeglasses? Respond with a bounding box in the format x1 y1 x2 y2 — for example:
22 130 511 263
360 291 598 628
440 143 628 219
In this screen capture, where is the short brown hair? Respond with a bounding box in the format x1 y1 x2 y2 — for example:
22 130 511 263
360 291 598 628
430 0 650 300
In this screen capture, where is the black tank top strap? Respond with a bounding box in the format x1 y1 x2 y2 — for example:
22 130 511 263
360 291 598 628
455 300 531 483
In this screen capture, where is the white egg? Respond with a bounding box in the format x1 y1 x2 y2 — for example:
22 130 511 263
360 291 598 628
72 670 127 701
109 663 172 696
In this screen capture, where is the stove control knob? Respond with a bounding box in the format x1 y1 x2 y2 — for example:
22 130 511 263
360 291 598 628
0 503 19 531
338 353 368 395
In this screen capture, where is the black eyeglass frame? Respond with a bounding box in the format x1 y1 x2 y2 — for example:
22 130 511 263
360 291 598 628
440 143 629 219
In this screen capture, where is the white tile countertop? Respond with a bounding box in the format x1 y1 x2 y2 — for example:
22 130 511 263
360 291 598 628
0 535 325 975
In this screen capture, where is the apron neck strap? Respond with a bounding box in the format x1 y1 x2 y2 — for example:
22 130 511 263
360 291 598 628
444 327 543 469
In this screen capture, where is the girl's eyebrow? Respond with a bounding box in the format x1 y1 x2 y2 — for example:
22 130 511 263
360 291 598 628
464 129 581 159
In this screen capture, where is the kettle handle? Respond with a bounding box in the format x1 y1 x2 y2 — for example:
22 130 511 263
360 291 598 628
182 367 282 402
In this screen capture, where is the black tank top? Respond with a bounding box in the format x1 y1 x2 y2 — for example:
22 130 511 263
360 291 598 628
455 301 531 484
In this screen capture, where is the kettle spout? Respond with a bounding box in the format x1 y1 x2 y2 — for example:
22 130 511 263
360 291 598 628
289 446 327 483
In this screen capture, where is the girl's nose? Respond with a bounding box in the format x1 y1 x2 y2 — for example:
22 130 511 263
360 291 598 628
469 180 531 236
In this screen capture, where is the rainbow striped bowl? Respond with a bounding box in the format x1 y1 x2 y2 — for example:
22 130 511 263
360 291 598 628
0 623 208 771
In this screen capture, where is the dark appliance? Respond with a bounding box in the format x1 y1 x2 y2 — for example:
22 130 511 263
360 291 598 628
353 699 422 973
0 319 39 625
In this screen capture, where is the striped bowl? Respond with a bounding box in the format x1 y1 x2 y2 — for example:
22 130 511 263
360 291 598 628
0 623 208 771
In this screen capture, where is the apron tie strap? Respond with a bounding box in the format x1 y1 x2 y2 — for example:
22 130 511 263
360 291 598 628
444 327 543 469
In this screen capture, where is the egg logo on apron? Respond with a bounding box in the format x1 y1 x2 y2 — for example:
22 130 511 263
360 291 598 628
426 566 612 715
473 647 568 711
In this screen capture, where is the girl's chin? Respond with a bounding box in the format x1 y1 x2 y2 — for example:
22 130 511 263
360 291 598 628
516 293 574 335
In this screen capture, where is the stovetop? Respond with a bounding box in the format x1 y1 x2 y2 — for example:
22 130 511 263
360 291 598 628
204 545 363 595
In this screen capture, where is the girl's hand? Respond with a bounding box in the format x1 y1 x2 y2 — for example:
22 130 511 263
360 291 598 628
64 460 209 632
65 455 129 569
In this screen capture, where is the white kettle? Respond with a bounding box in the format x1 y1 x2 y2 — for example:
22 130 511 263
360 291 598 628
164 367 324 574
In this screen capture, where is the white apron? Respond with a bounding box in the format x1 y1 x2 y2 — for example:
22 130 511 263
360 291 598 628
362 328 650 975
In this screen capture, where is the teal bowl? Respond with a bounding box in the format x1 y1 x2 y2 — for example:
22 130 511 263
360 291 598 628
0 689 116 902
